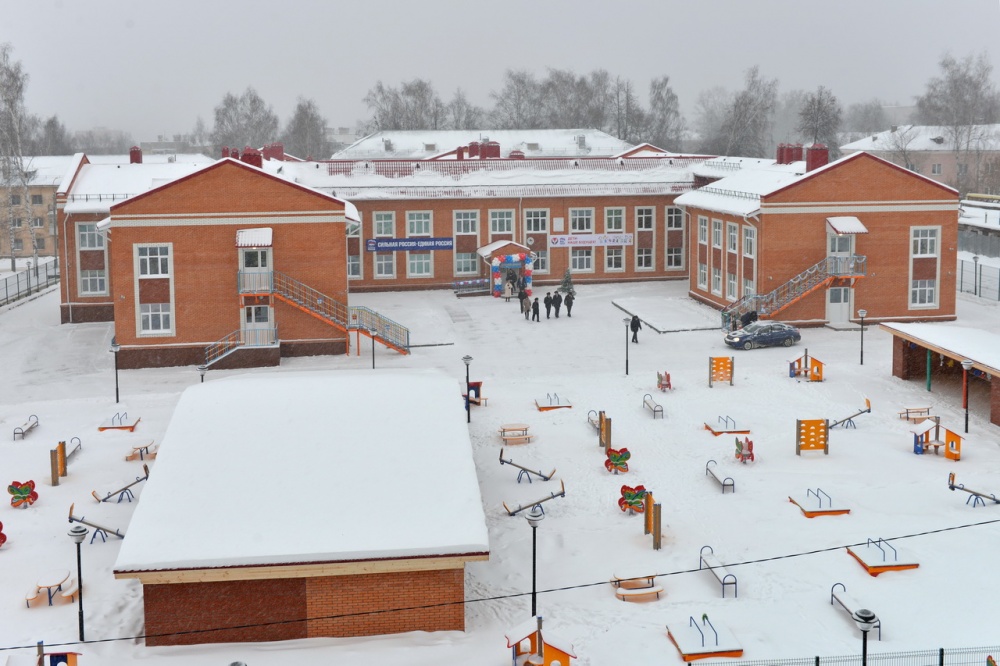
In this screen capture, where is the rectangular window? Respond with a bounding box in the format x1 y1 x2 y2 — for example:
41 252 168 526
34 237 44 250
533 250 548 273
636 207 654 230
138 245 170 277
490 210 513 234
727 273 737 301
408 252 431 277
13 238 23 252
711 267 722 295
80 269 106 294
569 208 593 233
697 263 707 289
698 217 708 244
13 217 22 228
931 163 942 175
666 207 683 229
454 211 478 235
912 228 938 256
455 252 477 275
32 217 43 228
605 207 624 232
31 194 43 205
571 248 593 271
666 247 683 268
347 255 361 279
958 163 968 176
346 221 360 238
911 279 937 306
140 303 172 333
712 219 723 248
743 278 755 296
605 247 623 271
829 235 852 254
727 222 738 252
407 211 431 236
525 210 548 233
374 212 395 237
9 194 20 205
375 254 394 278
743 227 756 257
636 247 653 269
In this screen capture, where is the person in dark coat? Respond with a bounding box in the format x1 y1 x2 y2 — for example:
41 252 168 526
544 292 553 318
552 291 563 318
565 292 575 317
630 314 641 343
531 297 540 322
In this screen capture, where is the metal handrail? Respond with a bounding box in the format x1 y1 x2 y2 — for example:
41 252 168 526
204 327 278 365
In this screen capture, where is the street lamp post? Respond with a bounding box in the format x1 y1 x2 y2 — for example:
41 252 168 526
462 355 473 424
857 309 867 366
973 255 980 296
110 340 121 403
68 525 89 642
962 359 973 433
525 504 545 617
852 608 878 666
197 364 207 383
623 317 631 376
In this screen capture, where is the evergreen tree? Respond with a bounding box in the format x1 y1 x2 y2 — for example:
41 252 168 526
558 268 575 295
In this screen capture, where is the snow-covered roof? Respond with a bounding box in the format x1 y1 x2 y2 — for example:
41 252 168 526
23 153 213 189
477 240 530 258
114 370 490 573
960 199 1000 229
675 164 804 216
236 227 273 247
691 155 800 181
840 124 1000 152
62 161 208 214
879 323 1000 374
827 216 869 234
333 129 633 160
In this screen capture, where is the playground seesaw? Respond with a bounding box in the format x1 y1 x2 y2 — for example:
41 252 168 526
68 502 125 543
948 472 1000 507
830 399 872 429
499 449 555 484
91 464 150 503
503 480 566 516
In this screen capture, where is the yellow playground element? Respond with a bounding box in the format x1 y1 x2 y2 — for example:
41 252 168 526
796 419 829 455
789 348 824 382
709 357 734 387
913 417 961 461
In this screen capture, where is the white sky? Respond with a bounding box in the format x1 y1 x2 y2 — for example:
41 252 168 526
3 0 1000 141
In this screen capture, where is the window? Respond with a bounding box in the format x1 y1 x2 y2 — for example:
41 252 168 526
743 227 756 257
727 273 737 300
138 245 170 276
569 208 593 233
666 207 683 229
140 303 172 333
911 279 937 306
79 223 104 249
605 247 623 271
571 248 593 271
829 235 852 254
375 254 394 278
12 239 23 252
34 237 44 250
347 255 361 279
912 228 938 256
697 263 707 289
407 211 431 236
743 278 755 296
346 220 360 238
636 207 654 231
712 219 723 248
711 267 722 295
9 194 20 205
931 163 942 175
605 207 624 232
958 163 968 176
374 212 395 237
455 252 477 275
636 247 652 269
490 210 513 234
454 211 478 235
31 194 43 205
80 269 106 294
698 217 708 244
13 217 22 228
533 250 548 272
666 247 683 268
32 217 43 228
727 223 738 252
525 210 548 233
408 252 431 276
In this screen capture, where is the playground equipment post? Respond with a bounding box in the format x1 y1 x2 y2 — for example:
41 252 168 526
110 340 121 403
857 309 867 365
463 355 473 423
623 317 630 375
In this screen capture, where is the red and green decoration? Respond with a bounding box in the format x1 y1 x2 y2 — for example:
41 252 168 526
618 484 647 513
8 480 38 508
605 447 631 474
0 521 6 548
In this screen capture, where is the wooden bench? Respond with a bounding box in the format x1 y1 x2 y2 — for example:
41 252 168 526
699 545 737 598
705 460 735 494
611 574 657 589
60 578 78 603
13 414 39 440
614 585 664 602
830 583 881 639
25 587 40 608
125 441 158 461
501 434 533 445
656 371 672 391
642 394 663 419
898 407 931 423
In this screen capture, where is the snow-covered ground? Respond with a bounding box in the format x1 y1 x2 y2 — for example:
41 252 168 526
1 280 998 665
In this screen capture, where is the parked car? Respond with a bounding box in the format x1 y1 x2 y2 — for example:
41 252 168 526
724 321 801 350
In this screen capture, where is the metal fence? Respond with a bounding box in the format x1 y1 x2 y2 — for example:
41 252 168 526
958 258 1000 301
0 260 60 308
705 645 999 666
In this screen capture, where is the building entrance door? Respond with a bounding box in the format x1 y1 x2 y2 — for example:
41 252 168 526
826 286 852 324
242 305 274 345
240 248 272 292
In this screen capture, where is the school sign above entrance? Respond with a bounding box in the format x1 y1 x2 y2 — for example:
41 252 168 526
365 238 455 251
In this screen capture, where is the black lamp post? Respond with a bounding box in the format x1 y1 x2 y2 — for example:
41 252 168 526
852 608 878 666
68 524 89 642
962 359 973 433
623 317 631 376
110 340 121 403
371 329 377 369
525 504 545 617
462 355 473 423
857 309 867 366
197 364 207 383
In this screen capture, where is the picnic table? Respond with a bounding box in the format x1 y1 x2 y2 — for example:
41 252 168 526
36 570 69 606
499 423 530 437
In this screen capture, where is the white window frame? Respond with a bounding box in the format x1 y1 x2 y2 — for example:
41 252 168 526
712 219 723 248
666 207 683 230
911 227 939 257
32 217 43 228
742 226 756 258
525 209 548 233
605 207 624 232
374 212 395 237
727 222 738 253
605 246 624 272
697 263 708 289
571 247 593 272
347 255 361 279
665 246 683 268
931 163 942 175
636 207 654 231
78 223 104 249
407 251 432 277
455 252 478 276
490 209 513 235
711 267 722 295
140 303 172 334
569 208 594 233
407 211 432 236
533 250 548 273
636 247 653 271
698 216 708 245
137 244 171 278
374 253 395 279
911 279 937 307
79 269 107 295
12 238 23 251
743 278 755 296
727 272 737 301
454 210 478 235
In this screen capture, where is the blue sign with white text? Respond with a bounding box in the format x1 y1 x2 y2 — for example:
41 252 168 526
365 237 455 252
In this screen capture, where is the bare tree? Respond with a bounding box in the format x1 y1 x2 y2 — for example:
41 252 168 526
27 115 75 155
73 127 135 155
489 70 543 129
721 66 778 157
796 86 842 156
581 69 614 132
771 89 806 152
647 75 684 150
612 77 648 144
693 86 733 154
873 124 921 172
0 43 36 271
210 87 279 154
363 79 445 131
844 99 889 134
282 98 330 159
446 88 483 130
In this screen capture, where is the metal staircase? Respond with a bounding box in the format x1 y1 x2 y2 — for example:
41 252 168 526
721 255 866 330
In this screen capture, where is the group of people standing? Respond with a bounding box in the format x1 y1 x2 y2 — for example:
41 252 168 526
518 289 575 322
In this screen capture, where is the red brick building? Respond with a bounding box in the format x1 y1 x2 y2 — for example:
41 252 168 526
676 148 959 328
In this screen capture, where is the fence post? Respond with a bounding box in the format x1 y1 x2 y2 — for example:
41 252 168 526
938 647 944 666
959 259 964 292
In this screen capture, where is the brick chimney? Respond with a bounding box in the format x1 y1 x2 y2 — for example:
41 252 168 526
241 147 263 168
789 143 804 162
806 144 829 172
456 146 464 160
129 146 142 164
222 146 230 159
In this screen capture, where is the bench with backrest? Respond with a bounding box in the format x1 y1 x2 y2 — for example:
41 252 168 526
898 407 931 423
699 545 738 598
642 394 663 419
705 460 735 494
13 414 39 440
830 583 881 639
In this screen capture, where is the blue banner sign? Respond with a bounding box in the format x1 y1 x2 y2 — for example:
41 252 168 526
365 237 455 252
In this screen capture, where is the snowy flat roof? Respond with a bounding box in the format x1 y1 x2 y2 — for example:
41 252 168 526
879 323 1000 374
827 216 869 234
841 124 1000 152
334 129 633 159
62 162 207 214
114 370 490 573
235 227 273 247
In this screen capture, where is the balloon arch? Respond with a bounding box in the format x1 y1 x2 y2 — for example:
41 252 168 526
491 253 533 297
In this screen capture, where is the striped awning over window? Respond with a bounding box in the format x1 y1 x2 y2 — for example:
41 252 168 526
236 227 273 248
826 216 868 235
